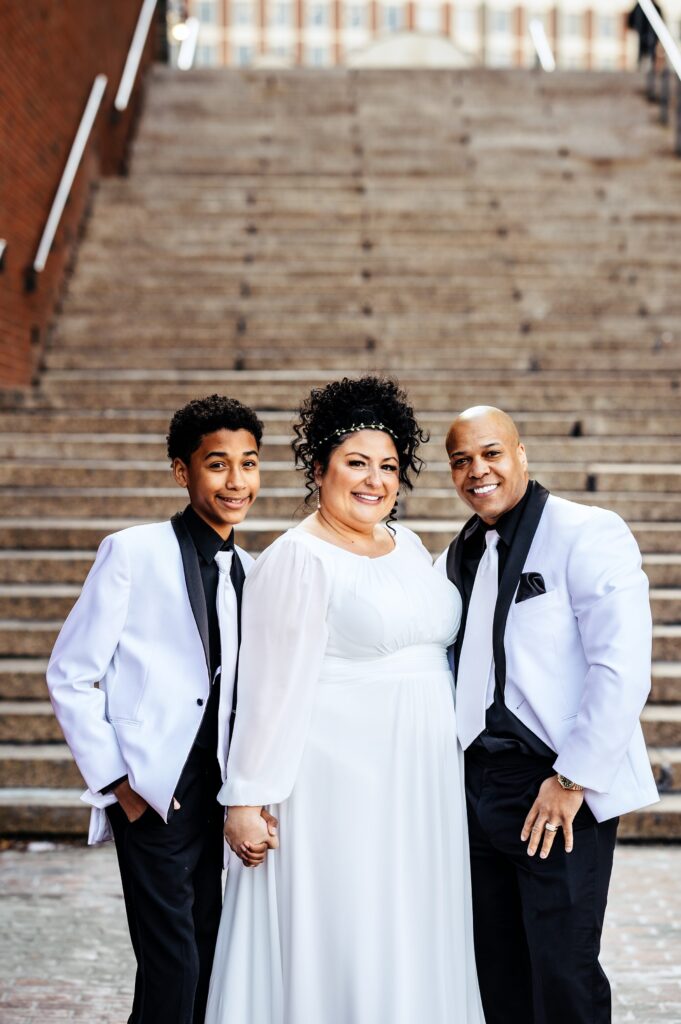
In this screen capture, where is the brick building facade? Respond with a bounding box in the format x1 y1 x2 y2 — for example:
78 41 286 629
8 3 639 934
184 0 681 69
0 1 160 390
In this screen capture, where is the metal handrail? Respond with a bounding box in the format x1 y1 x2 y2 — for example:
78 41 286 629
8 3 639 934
114 0 159 111
529 18 556 73
31 74 108 278
639 0 681 79
638 0 681 155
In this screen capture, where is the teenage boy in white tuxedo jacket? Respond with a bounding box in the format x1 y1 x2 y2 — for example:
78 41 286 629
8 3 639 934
47 395 277 1024
437 406 658 1024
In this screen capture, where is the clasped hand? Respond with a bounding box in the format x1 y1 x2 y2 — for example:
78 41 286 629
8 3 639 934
224 806 279 867
521 775 584 859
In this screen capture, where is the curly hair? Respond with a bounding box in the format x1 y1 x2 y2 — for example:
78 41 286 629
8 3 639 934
167 394 264 464
292 376 428 518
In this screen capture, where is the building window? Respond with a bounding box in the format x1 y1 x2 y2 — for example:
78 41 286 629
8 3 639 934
597 14 617 40
562 11 582 37
308 3 328 26
345 2 365 28
270 0 291 25
235 44 254 63
383 4 403 31
309 45 330 64
489 8 511 35
195 42 219 65
488 46 513 66
234 2 253 25
417 4 440 33
455 6 476 35
195 0 217 22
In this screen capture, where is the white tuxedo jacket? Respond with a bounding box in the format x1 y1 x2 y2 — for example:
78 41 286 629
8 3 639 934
438 489 659 822
46 519 254 844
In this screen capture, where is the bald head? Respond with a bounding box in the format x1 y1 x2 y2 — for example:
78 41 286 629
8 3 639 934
445 406 528 525
445 406 520 455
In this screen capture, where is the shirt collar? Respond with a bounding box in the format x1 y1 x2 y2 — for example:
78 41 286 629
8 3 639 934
181 504 234 564
473 480 534 549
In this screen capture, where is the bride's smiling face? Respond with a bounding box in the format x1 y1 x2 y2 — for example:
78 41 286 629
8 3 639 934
315 430 400 531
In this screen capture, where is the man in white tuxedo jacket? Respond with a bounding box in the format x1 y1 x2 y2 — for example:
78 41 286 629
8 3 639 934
437 406 658 1024
47 395 276 1024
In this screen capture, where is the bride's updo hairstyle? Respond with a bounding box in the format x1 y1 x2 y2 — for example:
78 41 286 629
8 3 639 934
292 375 428 515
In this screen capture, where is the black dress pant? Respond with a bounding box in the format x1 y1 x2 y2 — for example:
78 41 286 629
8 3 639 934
107 746 224 1024
465 752 618 1024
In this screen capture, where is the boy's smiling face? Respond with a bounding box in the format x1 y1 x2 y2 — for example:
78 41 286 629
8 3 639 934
172 428 260 539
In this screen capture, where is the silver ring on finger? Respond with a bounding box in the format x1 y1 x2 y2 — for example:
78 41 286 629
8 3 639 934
544 823 560 833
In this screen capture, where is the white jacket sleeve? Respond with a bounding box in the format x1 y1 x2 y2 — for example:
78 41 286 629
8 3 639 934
553 511 652 793
46 534 130 794
219 536 331 807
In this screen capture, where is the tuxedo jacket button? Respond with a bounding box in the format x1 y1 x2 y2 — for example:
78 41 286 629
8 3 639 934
196 698 204 706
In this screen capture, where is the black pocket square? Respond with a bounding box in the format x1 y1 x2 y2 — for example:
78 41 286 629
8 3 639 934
515 572 547 603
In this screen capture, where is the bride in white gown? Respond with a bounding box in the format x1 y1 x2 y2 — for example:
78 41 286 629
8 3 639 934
205 377 485 1024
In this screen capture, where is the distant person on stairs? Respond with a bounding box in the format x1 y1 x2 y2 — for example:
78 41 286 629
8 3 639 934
46 394 276 1024
436 405 659 1024
627 2 663 65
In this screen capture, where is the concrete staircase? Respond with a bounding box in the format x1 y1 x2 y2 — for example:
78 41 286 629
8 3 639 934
2 66 681 838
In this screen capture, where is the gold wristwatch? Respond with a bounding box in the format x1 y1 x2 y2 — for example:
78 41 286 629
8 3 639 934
556 774 584 792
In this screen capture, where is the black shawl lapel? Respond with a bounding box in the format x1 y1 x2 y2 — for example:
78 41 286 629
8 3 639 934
445 513 478 592
171 512 210 676
446 513 479 667
492 481 550 692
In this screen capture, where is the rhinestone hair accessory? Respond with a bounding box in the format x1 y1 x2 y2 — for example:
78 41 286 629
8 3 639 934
318 422 399 446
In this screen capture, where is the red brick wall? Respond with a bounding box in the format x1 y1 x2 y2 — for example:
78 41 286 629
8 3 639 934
0 1 161 392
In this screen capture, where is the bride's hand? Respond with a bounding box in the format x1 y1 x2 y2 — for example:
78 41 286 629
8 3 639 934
225 806 279 867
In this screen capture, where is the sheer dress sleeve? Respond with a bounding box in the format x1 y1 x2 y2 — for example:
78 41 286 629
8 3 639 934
219 533 331 807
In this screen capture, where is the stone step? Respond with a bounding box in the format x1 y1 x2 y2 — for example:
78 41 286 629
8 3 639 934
45 347 681 375
650 591 681 623
617 795 681 840
2 488 681 522
59 290 681 320
0 459 596 492
0 786 678 838
1 545 681 590
23 581 681 630
6 433 681 466
5 458 681 495
0 702 65 742
4 742 681 795
5 409 681 439
0 745 83 788
641 705 681 746
33 381 681 415
0 518 680 555
0 788 90 836
0 660 49 699
3 621 681 660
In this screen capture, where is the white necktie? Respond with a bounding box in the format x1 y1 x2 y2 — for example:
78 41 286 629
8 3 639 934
456 530 499 750
215 550 239 777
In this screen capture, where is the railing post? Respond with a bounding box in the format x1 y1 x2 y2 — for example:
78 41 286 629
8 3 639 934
660 65 670 123
676 76 681 156
646 59 657 102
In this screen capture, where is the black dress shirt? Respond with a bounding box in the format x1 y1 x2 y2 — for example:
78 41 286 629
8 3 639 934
461 482 556 759
181 505 242 751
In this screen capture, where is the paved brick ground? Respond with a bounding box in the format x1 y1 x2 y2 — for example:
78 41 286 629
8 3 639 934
0 841 679 1023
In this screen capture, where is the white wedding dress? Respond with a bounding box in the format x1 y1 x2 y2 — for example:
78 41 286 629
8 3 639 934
205 523 485 1024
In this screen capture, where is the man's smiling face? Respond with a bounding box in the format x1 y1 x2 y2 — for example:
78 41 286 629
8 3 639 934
446 408 528 525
